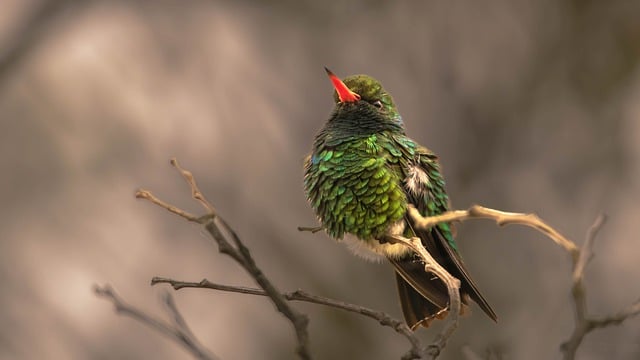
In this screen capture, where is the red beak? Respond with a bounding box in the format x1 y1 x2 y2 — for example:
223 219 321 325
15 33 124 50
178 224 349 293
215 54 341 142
325 67 360 103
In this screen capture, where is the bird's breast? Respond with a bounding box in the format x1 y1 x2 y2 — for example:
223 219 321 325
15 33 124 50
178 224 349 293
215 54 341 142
304 143 407 242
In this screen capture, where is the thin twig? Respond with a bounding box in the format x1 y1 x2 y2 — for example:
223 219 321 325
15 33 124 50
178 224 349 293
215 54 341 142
135 189 200 222
589 299 640 329
407 205 578 260
569 215 607 341
163 292 197 340
297 226 324 233
94 285 218 360
559 215 640 359
151 277 426 359
170 158 216 214
214 217 312 351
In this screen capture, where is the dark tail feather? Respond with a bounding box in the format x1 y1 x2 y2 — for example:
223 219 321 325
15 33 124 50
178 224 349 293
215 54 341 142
395 273 448 329
389 226 497 328
391 253 469 329
424 227 498 323
390 253 449 309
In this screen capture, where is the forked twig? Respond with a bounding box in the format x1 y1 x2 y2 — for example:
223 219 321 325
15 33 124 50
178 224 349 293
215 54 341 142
560 215 640 359
136 158 312 360
94 285 218 360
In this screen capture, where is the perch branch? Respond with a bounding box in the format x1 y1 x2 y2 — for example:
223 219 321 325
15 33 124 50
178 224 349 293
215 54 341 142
151 277 425 359
407 206 639 360
136 158 311 360
94 284 217 360
407 205 578 260
380 203 584 357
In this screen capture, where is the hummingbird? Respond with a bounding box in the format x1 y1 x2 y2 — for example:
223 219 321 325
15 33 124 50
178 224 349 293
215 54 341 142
303 68 497 329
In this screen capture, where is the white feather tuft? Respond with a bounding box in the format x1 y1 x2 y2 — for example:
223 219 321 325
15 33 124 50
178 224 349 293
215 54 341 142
405 164 430 196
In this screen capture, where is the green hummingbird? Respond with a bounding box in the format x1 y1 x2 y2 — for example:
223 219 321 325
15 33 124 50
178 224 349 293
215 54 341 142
304 68 497 329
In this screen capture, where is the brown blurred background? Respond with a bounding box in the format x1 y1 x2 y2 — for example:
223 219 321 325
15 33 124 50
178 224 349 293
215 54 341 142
1 0 639 359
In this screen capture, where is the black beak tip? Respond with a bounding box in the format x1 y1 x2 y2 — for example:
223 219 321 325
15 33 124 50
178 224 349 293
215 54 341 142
324 67 334 76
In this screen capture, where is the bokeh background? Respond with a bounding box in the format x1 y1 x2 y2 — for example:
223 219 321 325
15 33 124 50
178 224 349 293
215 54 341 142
2 0 639 359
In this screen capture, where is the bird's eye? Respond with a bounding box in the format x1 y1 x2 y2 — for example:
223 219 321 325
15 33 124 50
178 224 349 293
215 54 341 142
372 100 383 109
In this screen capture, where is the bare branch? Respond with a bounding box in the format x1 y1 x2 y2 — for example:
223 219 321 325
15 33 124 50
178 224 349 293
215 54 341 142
569 215 606 330
163 292 197 340
135 189 200 222
170 158 216 214
559 214 640 359
94 285 218 360
407 205 579 259
589 299 640 329
152 277 267 296
137 159 311 360
151 277 426 359
297 226 324 233
560 213 604 359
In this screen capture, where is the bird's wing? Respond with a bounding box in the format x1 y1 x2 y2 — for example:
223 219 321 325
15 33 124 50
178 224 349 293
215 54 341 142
392 145 497 323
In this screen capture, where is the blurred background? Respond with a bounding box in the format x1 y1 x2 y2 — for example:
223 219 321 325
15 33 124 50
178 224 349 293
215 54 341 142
1 0 639 359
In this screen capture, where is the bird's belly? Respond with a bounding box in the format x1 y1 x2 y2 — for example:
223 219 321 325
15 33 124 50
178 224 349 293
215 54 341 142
341 219 412 262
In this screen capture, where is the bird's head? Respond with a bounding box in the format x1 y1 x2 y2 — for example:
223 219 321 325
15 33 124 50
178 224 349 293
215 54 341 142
324 67 403 129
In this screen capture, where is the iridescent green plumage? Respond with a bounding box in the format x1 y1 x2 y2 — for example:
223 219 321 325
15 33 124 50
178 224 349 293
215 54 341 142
305 133 407 240
304 71 497 329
